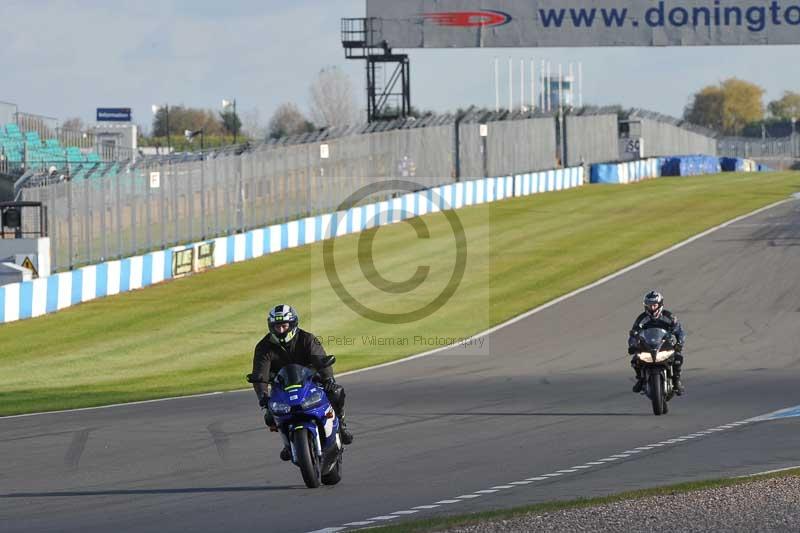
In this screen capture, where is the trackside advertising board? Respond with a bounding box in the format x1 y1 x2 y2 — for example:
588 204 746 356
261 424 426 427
366 0 800 47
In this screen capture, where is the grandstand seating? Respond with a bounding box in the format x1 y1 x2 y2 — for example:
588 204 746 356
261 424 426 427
0 122 104 175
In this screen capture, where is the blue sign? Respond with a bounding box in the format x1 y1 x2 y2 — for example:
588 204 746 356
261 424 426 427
96 108 132 122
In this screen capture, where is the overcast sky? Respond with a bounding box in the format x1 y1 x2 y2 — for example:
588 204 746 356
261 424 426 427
2 0 798 133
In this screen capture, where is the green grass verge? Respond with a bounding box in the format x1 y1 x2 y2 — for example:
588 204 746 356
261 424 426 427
365 467 800 532
1 172 798 416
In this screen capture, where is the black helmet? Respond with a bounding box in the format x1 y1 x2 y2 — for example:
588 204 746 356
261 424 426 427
643 291 664 319
268 304 299 344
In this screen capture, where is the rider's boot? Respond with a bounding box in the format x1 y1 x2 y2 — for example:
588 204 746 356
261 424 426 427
280 445 292 461
631 360 644 393
337 407 354 445
672 372 684 395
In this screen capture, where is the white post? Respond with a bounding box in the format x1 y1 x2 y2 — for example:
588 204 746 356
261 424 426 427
540 59 546 110
558 63 563 117
578 61 583 108
530 59 535 111
568 62 574 109
546 62 552 112
508 57 513 112
494 57 499 112
520 59 525 111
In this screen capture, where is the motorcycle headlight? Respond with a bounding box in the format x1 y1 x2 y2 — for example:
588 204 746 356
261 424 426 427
269 401 291 415
300 390 324 410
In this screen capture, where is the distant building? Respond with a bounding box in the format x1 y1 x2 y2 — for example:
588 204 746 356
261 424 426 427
544 74 575 111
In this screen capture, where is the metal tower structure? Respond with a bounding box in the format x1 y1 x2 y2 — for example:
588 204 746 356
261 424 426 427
341 18 410 122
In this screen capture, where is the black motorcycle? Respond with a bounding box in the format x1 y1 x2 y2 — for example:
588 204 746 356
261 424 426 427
633 328 677 416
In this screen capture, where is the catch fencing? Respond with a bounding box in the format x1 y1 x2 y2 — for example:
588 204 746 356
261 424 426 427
718 135 800 159
19 108 721 272
565 112 619 166
458 112 557 177
22 155 451 272
21 113 570 271
625 110 717 157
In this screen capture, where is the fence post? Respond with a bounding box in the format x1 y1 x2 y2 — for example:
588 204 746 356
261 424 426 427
66 179 74 269
453 114 462 182
200 155 206 240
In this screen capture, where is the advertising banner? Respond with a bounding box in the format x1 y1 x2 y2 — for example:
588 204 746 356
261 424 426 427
367 0 800 47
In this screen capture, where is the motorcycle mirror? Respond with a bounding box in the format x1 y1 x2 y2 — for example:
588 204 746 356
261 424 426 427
321 355 336 368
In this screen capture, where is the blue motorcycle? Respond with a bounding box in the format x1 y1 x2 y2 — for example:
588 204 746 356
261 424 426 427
267 357 344 488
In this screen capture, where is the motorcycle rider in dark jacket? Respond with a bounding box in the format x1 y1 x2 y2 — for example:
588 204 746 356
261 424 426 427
248 304 353 461
628 291 686 395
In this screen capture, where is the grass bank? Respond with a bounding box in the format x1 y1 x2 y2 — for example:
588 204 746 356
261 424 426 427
1 172 798 415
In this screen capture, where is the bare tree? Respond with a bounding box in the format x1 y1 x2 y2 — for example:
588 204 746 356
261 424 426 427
240 107 265 140
61 117 84 131
309 66 361 128
268 103 315 139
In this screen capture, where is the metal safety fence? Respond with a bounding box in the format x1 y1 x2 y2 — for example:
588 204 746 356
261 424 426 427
18 107 717 272
718 135 800 159
21 148 452 271
21 113 569 271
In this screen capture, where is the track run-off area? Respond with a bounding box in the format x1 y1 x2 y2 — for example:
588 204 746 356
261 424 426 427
2 173 800 532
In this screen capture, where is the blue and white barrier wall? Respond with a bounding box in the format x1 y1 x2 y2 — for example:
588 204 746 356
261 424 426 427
0 167 585 324
661 155 721 176
720 157 759 173
590 158 661 184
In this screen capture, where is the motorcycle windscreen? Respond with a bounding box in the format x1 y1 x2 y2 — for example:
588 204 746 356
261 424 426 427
640 328 668 350
275 364 315 388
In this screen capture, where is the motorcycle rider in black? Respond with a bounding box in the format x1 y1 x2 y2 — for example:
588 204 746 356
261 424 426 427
248 304 353 461
628 291 686 395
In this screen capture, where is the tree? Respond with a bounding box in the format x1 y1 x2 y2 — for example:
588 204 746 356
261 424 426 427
683 78 764 135
219 110 242 137
240 108 265 139
683 86 724 132
61 117 84 131
720 78 764 135
152 105 226 137
768 91 800 120
309 66 361 128
268 103 315 139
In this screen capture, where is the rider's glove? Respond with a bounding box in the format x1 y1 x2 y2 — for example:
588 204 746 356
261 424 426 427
263 410 278 432
627 346 637 355
259 395 278 432
322 377 339 395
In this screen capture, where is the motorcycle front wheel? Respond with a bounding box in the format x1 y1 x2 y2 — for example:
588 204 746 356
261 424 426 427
649 371 666 416
293 430 321 488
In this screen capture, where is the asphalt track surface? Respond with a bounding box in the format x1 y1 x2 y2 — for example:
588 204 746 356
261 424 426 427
2 199 800 533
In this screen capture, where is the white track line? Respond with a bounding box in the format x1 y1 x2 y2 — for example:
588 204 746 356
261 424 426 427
3 199 790 421
740 465 800 477
320 411 773 532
